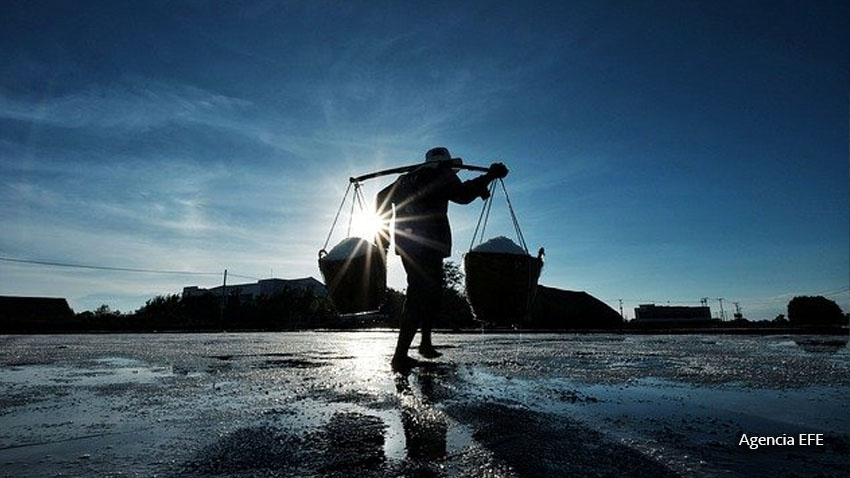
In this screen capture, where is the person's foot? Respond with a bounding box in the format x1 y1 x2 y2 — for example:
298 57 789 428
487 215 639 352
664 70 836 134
417 345 442 359
391 355 420 373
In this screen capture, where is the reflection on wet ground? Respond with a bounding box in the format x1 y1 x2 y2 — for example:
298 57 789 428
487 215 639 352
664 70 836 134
0 332 848 477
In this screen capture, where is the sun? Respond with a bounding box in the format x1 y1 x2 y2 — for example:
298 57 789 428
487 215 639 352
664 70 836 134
351 208 385 242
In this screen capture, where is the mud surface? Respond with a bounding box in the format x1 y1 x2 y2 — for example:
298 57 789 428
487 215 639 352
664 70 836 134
0 332 847 477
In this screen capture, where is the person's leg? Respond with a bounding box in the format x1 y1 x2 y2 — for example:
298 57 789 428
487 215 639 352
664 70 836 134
417 253 443 358
392 254 428 369
392 299 418 367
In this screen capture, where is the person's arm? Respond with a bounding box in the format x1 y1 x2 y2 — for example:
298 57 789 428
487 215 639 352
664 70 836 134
446 162 509 204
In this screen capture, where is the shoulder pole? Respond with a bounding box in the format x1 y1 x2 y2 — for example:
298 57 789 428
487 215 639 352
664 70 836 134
351 163 490 183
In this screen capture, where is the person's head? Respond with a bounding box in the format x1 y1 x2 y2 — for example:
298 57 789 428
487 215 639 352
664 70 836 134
424 147 462 169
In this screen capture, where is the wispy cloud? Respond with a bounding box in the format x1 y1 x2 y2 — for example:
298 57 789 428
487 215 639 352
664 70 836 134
0 79 253 131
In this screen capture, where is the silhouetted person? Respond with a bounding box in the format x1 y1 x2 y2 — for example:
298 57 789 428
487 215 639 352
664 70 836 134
377 147 508 371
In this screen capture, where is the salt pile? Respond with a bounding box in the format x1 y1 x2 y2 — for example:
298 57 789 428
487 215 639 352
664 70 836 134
472 236 527 255
324 237 372 261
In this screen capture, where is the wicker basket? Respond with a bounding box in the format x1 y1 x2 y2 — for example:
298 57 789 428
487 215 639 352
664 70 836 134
464 251 543 325
319 242 386 314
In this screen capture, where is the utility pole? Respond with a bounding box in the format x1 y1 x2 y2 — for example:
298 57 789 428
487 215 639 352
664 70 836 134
717 297 725 321
220 269 228 323
619 299 624 319
700 297 710 319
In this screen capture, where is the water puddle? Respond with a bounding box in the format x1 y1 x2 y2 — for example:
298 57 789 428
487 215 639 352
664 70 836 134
0 357 189 387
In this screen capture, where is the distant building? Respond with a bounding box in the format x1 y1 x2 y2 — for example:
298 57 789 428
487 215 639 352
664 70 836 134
633 304 712 325
183 277 327 303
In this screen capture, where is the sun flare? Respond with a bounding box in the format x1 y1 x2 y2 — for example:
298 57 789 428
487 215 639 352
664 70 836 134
351 209 385 242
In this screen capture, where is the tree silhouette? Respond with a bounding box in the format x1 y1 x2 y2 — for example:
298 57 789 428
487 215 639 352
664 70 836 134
788 296 846 327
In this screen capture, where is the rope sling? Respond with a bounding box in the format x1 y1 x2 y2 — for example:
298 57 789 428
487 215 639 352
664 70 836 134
320 181 369 258
469 178 530 254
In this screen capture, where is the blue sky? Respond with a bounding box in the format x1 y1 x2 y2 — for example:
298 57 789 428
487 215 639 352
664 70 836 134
1 0 847 319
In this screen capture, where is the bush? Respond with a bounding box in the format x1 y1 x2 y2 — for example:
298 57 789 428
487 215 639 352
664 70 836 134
787 296 847 327
437 261 475 329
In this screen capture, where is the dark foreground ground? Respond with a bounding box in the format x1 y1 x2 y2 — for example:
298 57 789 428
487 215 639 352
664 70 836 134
0 332 848 477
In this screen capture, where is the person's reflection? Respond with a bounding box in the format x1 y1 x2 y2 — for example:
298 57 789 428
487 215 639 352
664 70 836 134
417 368 439 404
394 365 448 466
793 336 849 353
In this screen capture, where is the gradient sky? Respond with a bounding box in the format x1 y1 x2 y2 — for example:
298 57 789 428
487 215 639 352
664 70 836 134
1 0 847 319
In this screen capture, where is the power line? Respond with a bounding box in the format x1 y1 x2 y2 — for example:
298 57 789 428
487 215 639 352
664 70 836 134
228 273 261 281
813 286 850 297
0 256 259 281
605 286 850 312
736 286 850 303
611 298 706 304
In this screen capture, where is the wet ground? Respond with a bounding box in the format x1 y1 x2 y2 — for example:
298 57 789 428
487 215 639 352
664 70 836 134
0 332 848 477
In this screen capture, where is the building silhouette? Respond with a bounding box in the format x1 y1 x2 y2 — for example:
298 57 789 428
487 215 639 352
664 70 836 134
182 277 326 303
633 304 713 325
